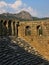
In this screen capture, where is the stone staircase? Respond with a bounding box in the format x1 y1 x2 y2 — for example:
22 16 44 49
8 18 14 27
0 37 49 65
11 37 43 56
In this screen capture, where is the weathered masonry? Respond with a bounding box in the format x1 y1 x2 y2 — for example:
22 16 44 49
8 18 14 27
18 20 49 39
18 20 49 60
0 19 49 60
0 19 19 37
0 19 49 38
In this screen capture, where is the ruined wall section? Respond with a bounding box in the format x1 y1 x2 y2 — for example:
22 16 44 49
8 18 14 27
18 20 49 60
18 20 49 40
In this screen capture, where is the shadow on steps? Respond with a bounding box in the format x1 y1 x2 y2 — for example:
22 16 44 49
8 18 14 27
0 36 49 65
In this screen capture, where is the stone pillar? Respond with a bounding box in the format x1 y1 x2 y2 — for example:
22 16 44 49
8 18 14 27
11 22 14 36
15 21 19 37
0 20 3 36
13 22 15 36
6 20 9 36
6 21 8 30
15 22 17 37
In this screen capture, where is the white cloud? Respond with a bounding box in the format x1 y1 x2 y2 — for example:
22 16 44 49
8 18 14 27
0 9 6 14
9 0 38 16
0 0 38 17
20 7 38 17
10 0 22 9
0 1 7 14
0 1 7 8
28 7 37 16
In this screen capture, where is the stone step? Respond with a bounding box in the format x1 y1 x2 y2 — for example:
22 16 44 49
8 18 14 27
0 37 49 65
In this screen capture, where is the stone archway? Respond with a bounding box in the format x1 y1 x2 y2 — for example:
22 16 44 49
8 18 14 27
13 22 15 36
8 20 12 35
16 22 20 37
37 25 43 36
25 26 31 36
0 20 3 36
3 20 7 36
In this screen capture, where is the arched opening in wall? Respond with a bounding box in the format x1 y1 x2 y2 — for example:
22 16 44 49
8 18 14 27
16 21 20 37
3 20 7 36
25 26 31 36
0 20 3 36
8 20 12 35
13 22 15 35
37 25 43 36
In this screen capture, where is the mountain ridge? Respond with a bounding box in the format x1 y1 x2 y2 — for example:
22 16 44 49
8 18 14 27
0 11 49 21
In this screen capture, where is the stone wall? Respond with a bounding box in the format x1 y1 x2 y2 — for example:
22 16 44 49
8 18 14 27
0 19 49 38
18 20 49 40
0 19 49 60
18 19 49 60
0 19 19 37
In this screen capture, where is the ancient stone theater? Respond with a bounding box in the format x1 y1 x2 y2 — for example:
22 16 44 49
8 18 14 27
0 19 49 60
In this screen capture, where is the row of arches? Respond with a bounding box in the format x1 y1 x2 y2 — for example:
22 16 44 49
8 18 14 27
0 20 43 37
25 25 43 36
0 20 10 36
0 20 19 37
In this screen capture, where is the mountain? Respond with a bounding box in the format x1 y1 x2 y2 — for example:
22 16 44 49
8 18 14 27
0 11 33 21
15 11 33 21
0 11 49 21
0 13 16 20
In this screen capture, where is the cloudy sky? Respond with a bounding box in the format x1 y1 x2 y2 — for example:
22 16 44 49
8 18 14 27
0 0 49 17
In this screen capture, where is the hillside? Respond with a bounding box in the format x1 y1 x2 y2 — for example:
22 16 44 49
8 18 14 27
0 11 49 21
15 11 33 21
